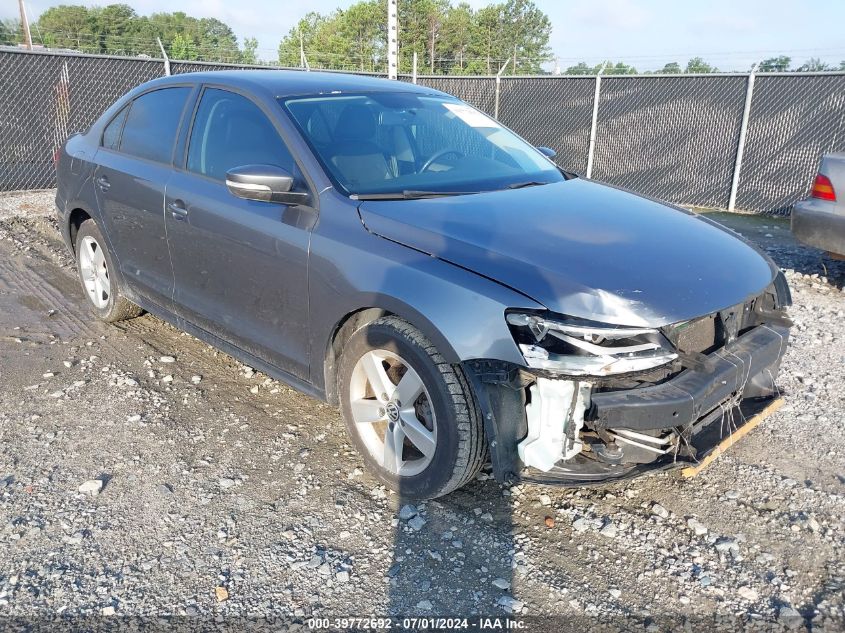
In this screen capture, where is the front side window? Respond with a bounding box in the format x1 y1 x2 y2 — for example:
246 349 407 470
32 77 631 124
282 92 563 196
187 88 294 182
119 87 190 163
101 104 129 150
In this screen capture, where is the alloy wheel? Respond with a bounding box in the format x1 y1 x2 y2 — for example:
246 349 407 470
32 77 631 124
78 235 111 310
348 349 437 477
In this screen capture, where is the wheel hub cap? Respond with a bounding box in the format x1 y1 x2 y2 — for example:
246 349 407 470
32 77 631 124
348 349 437 477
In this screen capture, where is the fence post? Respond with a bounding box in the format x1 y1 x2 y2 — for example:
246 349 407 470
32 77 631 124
156 37 171 76
412 51 417 84
493 57 511 120
728 67 757 211
585 64 606 179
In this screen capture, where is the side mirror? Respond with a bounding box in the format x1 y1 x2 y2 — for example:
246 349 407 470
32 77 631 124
536 146 557 159
225 164 310 206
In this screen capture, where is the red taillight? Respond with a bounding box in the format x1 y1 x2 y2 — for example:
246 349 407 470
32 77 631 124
53 148 60 166
811 173 836 201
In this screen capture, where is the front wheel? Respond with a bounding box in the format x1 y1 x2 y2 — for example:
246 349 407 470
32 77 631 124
338 316 487 499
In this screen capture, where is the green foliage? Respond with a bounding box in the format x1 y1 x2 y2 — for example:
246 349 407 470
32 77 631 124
563 60 637 75
0 18 23 45
31 4 254 62
685 57 717 73
659 62 682 74
241 37 259 65
758 56 790 72
278 0 552 75
796 57 830 71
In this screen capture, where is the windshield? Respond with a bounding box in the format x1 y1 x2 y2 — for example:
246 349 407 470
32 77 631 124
281 92 563 196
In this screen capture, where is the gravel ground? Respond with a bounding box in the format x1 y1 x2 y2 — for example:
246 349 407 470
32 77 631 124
0 190 843 630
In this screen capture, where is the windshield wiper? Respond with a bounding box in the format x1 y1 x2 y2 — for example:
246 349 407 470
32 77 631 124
352 190 480 200
507 180 548 190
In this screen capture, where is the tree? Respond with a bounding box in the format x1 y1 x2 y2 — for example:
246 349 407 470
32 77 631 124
277 0 552 75
603 61 637 75
758 56 790 72
563 62 593 75
685 57 717 73
797 57 830 71
37 5 97 50
0 18 22 45
241 37 259 65
169 32 197 60
659 62 682 73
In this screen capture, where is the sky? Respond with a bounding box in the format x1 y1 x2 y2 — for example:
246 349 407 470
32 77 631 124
5 0 845 71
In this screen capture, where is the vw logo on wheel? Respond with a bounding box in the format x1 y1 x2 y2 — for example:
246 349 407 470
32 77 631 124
385 401 400 422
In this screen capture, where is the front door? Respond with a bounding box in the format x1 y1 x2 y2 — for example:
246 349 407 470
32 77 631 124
164 87 313 380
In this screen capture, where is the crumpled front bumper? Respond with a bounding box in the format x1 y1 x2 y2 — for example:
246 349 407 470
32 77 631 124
465 323 790 486
588 323 789 432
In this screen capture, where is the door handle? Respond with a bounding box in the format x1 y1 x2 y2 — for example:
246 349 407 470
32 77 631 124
167 201 188 220
96 176 110 192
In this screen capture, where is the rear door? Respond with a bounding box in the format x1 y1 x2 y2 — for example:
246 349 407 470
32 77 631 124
94 86 192 310
164 87 314 380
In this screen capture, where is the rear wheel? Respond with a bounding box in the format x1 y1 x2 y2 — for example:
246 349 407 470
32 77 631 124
338 316 487 499
75 219 143 322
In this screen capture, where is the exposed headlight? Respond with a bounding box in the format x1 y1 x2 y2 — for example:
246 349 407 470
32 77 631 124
506 312 678 376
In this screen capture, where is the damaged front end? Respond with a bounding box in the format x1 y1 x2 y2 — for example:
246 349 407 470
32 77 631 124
464 278 792 485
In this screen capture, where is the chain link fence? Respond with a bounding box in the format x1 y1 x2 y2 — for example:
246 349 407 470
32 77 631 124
2 48 843 214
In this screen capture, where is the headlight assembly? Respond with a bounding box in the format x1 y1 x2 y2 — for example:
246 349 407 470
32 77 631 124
506 312 678 376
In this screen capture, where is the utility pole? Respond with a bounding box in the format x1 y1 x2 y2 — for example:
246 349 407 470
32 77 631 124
387 0 398 79
18 0 33 50
298 27 309 70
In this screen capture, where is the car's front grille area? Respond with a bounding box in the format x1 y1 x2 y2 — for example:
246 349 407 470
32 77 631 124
667 315 717 354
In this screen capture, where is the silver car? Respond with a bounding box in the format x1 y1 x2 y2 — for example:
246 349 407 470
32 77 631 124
792 153 845 257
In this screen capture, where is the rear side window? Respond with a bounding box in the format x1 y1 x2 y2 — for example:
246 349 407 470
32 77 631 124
101 105 128 150
120 87 190 163
187 88 294 182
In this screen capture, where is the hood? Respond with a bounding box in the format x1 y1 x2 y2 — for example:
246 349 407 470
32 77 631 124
358 179 777 327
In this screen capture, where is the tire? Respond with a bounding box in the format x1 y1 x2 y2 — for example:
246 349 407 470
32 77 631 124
338 316 487 499
74 219 143 323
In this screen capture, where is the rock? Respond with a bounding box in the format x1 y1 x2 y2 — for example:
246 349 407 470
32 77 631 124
215 586 229 602
714 536 739 555
497 596 524 612
599 523 618 538
608 588 621 599
386 563 401 578
399 504 418 521
408 515 426 531
778 606 803 629
416 600 433 610
539 494 551 506
191 375 202 384
219 478 236 489
161 374 173 383
737 586 758 601
158 483 173 495
185 606 199 616
159 356 176 363
572 518 589 532
492 578 510 590
127 414 141 423
336 570 350 583
78 479 103 495
101 606 115 616
250 385 259 394
544 516 555 528
651 503 669 519
687 517 708 536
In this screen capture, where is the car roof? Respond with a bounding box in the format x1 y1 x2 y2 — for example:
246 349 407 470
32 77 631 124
145 69 450 99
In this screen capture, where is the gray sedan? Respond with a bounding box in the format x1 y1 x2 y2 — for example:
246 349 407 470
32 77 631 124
55 71 791 499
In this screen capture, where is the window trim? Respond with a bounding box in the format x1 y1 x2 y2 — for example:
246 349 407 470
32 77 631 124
179 83 318 207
